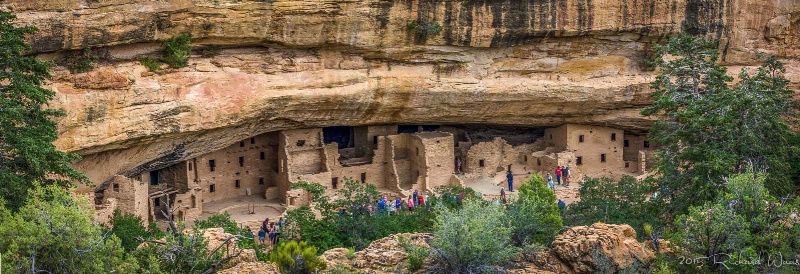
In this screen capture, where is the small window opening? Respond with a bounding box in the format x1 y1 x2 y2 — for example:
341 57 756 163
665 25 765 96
154 197 160 206
361 172 367 183
332 177 338 189
611 133 616 141
240 141 244 147
150 170 159 185
259 178 264 185
644 140 650 148
579 135 585 143
209 184 216 192
524 155 528 162
416 147 419 156
235 180 240 188
601 154 607 163
576 157 583 165
624 140 629 147
479 160 485 167
113 183 120 192
625 162 630 168
550 134 553 140
537 159 541 166
250 137 255 144
373 136 378 144
260 151 265 160
296 140 306 147
209 160 216 172
239 156 244 167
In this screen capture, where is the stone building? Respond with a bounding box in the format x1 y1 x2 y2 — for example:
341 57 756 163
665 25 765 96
93 123 653 226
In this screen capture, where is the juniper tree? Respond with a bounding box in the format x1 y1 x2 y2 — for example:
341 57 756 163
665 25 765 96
0 11 88 210
642 33 796 214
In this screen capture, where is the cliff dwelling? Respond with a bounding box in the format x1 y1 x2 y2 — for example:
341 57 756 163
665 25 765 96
92 123 655 227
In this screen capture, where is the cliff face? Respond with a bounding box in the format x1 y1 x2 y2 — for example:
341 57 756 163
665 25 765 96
5 0 798 185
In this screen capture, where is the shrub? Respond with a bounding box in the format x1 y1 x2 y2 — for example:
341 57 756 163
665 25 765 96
133 229 220 274
0 184 137 273
408 19 443 39
664 172 800 273
399 235 429 273
563 175 662 239
109 209 149 251
429 199 516 273
140 56 161 72
283 180 438 252
508 174 563 246
268 241 327 274
162 33 192 68
64 47 99 73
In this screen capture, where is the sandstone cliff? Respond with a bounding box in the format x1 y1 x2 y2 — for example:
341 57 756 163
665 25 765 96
3 0 797 185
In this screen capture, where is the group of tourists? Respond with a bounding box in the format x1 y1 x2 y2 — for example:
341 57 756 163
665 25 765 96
254 217 283 248
546 166 571 190
375 189 430 215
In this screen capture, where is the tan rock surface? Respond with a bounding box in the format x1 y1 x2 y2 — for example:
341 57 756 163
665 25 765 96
544 223 655 273
321 232 433 274
1 0 796 186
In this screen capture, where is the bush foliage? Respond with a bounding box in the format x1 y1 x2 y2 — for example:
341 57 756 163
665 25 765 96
162 33 192 68
268 240 326 274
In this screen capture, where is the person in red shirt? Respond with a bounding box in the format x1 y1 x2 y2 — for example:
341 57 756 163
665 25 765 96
555 166 562 185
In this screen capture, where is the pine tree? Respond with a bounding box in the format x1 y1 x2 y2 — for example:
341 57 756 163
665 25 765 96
0 11 88 210
642 33 796 214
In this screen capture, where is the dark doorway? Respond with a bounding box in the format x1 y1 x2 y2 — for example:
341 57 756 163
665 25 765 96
323 126 354 149
150 170 159 185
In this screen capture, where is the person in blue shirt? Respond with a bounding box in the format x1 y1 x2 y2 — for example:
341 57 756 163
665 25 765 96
507 170 514 192
558 199 566 211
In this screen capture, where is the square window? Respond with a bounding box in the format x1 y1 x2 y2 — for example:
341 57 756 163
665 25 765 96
624 140 629 147
644 140 650 148
113 183 120 192
625 162 630 168
479 159 485 167
259 178 264 185
235 180 240 188
209 184 215 192
576 156 583 165
601 154 607 163
260 151 265 160
209 160 216 172
579 135 585 143
611 133 616 141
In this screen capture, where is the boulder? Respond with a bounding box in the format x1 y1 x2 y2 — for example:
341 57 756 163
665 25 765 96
547 223 655 273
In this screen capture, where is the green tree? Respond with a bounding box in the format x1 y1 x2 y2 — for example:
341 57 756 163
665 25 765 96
0 11 88 211
666 172 800 273
429 199 516 273
642 33 796 213
267 240 327 274
507 174 563 246
109 209 149 251
0 184 136 273
563 175 662 239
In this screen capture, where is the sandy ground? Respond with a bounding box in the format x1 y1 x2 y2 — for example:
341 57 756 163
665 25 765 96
201 195 285 230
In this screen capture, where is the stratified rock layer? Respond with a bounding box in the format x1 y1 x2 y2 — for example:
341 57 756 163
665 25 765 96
4 0 797 185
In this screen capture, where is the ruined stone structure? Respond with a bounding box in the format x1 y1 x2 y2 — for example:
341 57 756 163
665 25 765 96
95 123 653 225
6 0 794 224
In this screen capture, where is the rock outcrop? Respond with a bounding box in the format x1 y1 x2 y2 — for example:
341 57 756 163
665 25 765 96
321 233 433 273
2 0 797 186
530 223 655 273
200 228 281 274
